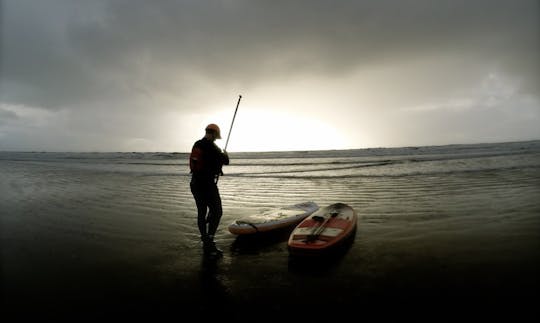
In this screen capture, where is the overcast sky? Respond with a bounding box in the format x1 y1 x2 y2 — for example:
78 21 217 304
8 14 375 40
1 0 539 152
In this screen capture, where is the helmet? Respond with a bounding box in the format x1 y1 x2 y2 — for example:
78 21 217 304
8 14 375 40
205 123 222 139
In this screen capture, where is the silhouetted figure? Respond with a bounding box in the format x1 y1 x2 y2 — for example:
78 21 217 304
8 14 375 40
189 123 229 257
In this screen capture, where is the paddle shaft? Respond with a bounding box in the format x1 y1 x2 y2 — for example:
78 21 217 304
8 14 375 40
216 95 242 184
224 95 242 152
307 210 339 241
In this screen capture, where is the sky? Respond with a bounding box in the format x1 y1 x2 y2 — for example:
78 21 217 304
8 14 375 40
1 0 539 152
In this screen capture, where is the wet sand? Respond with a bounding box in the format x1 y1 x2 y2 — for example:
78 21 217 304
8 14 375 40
2 144 540 321
3 214 539 321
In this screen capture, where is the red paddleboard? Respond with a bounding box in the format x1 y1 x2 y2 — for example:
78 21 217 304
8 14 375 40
288 203 357 255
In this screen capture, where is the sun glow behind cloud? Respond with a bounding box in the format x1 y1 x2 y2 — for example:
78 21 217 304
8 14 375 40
199 108 349 152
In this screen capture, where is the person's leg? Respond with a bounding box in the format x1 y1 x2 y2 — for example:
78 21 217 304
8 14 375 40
206 184 222 239
191 182 209 242
204 184 223 255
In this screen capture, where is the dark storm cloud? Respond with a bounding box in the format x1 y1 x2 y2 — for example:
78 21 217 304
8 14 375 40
1 0 538 111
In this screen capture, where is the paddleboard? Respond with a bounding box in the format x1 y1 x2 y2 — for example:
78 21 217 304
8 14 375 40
288 203 357 255
228 202 320 235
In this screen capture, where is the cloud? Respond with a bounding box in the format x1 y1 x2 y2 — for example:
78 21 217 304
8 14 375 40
0 0 538 151
2 0 538 108
0 106 19 125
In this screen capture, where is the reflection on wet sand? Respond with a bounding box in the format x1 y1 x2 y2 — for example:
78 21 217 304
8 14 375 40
198 254 231 318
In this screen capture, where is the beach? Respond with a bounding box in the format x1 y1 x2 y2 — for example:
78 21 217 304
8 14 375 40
2 140 540 321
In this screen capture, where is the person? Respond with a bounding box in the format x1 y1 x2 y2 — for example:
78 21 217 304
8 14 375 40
189 123 229 256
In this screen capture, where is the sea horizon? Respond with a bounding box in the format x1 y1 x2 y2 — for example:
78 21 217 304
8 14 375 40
2 138 539 155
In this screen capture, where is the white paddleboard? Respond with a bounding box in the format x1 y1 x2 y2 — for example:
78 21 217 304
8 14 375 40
228 202 320 235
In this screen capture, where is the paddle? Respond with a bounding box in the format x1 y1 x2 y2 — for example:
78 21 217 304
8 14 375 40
216 95 242 184
224 94 242 152
306 209 339 242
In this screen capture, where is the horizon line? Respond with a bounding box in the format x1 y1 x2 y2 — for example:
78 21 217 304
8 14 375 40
1 139 539 154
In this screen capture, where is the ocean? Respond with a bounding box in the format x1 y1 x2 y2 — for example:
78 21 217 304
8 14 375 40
2 140 540 320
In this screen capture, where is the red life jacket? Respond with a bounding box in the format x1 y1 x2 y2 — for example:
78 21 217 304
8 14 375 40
189 146 204 173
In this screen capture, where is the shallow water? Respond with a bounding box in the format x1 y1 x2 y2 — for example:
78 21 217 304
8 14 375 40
1 141 540 320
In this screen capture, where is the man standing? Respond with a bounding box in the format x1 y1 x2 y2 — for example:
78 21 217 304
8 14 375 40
189 123 229 256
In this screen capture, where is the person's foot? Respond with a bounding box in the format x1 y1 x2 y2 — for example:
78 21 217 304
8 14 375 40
206 248 223 258
203 240 223 257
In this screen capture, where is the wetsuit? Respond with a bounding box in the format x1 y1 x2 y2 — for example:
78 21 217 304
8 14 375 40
189 137 229 244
